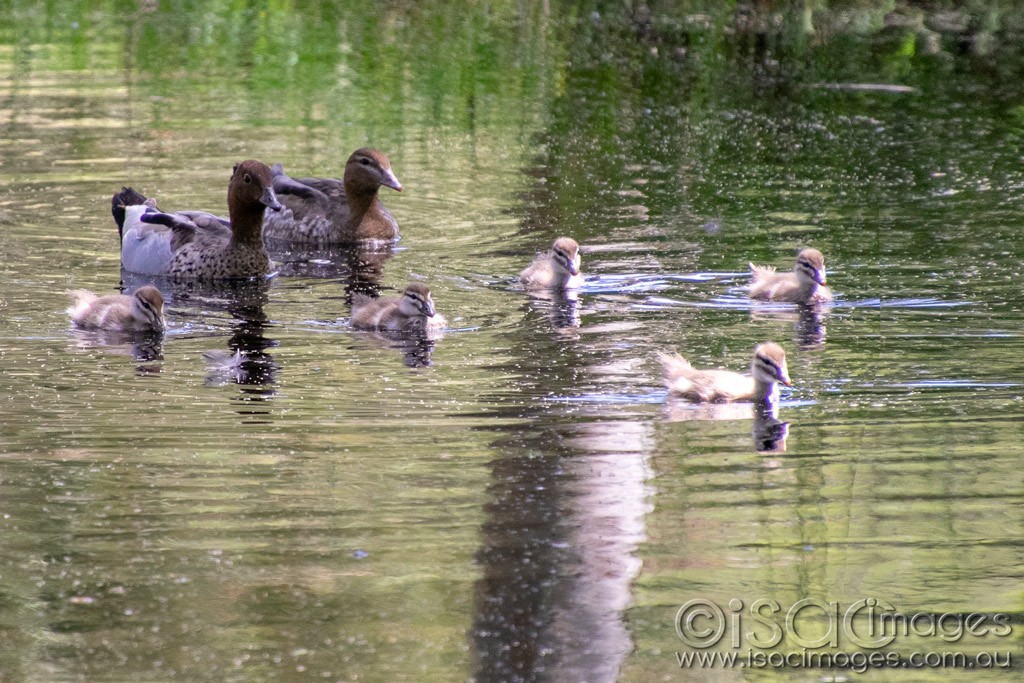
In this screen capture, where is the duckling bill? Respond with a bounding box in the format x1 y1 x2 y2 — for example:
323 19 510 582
657 342 791 403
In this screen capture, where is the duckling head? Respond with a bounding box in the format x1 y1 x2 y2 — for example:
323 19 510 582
794 248 827 286
346 148 403 193
131 285 166 331
551 237 581 277
751 342 792 387
230 160 282 215
400 283 436 318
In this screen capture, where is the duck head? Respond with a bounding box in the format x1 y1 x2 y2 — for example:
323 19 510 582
130 285 166 331
399 282 436 319
229 160 282 218
751 342 792 388
551 237 581 277
794 248 827 287
345 148 403 194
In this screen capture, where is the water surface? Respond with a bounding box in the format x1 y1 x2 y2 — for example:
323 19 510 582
1 3 1022 681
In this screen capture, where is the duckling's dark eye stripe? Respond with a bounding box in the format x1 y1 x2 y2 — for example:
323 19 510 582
757 356 780 373
138 299 159 317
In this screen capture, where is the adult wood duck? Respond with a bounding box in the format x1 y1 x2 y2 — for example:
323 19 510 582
263 148 402 244
114 160 281 279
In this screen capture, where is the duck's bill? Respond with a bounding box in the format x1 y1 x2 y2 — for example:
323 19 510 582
382 169 403 192
261 187 283 212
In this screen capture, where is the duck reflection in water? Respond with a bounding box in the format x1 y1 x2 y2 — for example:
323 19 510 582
351 332 439 368
752 402 789 452
523 286 581 333
120 265 272 316
266 241 394 304
67 326 165 366
794 304 827 349
663 399 792 453
750 304 827 350
186 282 279 411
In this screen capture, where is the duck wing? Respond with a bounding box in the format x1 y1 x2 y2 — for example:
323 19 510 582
140 210 231 252
294 176 346 202
350 293 395 330
270 164 345 204
177 210 231 233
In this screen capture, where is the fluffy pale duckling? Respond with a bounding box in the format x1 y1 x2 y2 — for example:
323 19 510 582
263 148 402 244
749 248 832 304
657 342 792 403
67 285 165 332
350 283 446 333
520 237 583 289
115 160 282 278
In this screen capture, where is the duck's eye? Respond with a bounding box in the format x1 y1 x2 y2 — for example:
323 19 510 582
243 173 253 184
359 158 371 166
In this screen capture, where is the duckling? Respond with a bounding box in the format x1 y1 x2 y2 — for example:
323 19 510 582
263 148 402 244
749 248 832 304
67 285 165 332
115 160 282 278
657 342 792 403
520 237 583 289
350 283 446 333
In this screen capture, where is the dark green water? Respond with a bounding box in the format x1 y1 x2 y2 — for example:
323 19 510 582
0 2 1022 681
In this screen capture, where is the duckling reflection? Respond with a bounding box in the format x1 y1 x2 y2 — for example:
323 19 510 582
523 285 581 333
750 305 827 350
663 397 792 452
752 402 789 452
794 304 827 349
67 327 165 365
264 242 393 302
352 332 438 368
